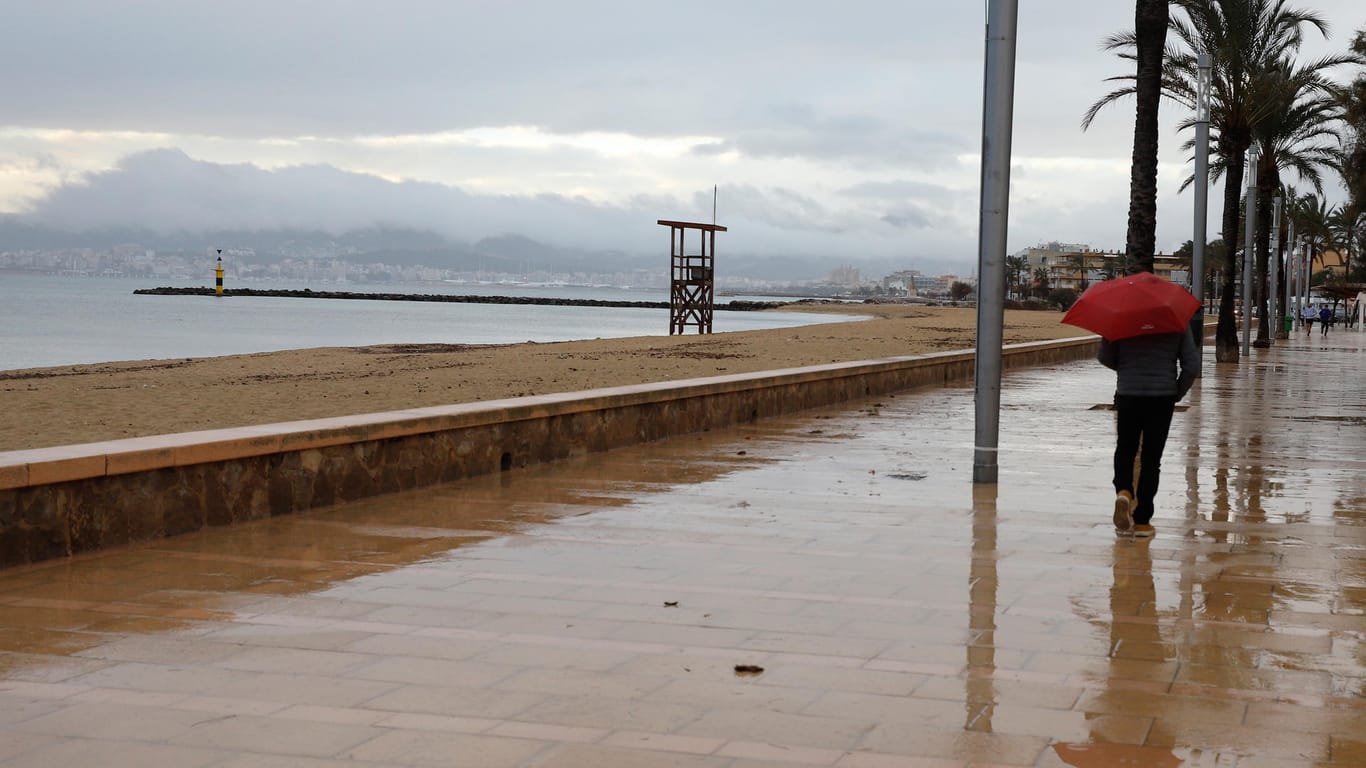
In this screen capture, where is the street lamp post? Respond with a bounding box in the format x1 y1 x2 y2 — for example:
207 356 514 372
1268 195 1281 342
1302 238 1311 322
972 0 1020 485
1294 238 1301 325
1283 221 1295 336
1241 143 1259 358
1191 52 1212 358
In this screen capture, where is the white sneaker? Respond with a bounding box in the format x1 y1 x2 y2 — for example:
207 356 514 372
1113 491 1135 535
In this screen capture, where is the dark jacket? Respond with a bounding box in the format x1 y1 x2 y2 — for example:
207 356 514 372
1098 331 1199 400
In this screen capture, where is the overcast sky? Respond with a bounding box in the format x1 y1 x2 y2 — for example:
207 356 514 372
1 1 1360 271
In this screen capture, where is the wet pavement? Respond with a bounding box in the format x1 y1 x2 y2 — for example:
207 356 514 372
0 328 1362 767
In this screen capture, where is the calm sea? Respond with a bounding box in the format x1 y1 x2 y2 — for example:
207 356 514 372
0 274 848 371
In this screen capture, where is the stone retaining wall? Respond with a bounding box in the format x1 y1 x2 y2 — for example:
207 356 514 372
0 337 1100 567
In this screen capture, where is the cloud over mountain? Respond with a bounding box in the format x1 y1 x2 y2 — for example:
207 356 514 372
18 149 979 268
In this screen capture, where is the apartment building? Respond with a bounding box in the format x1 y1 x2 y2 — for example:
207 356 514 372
1012 242 1190 292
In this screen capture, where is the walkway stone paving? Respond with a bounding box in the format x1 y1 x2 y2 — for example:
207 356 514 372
0 328 1362 767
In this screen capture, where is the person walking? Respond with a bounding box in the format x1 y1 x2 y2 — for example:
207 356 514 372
1319 305 1332 336
1302 303 1317 335
1099 329 1199 538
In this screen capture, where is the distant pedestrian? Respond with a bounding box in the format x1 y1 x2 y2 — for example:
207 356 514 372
1302 304 1317 335
1319 305 1332 336
1099 328 1199 538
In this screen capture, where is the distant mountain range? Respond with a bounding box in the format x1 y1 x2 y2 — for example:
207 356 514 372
0 215 854 280
0 148 937 281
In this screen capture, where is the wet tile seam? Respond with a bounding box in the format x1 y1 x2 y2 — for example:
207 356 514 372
186 608 1357 694
13 655 1355 757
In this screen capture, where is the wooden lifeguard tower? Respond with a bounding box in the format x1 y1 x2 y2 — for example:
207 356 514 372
659 219 726 335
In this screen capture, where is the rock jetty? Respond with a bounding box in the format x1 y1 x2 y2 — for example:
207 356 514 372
134 286 783 311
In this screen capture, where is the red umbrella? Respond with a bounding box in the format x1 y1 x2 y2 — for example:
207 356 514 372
1061 273 1199 341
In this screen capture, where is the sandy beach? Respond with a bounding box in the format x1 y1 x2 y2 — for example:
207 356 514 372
1 302 1088 452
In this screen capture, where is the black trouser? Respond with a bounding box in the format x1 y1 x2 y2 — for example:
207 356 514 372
1113 395 1176 524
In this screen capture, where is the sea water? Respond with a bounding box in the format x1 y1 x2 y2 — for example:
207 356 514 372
0 274 849 371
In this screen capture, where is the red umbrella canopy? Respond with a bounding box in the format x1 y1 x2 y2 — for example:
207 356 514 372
1061 273 1199 341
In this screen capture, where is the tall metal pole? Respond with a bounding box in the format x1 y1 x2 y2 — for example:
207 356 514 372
1241 143 1259 358
1300 236 1307 324
1300 237 1311 315
1283 222 1295 336
1268 194 1281 341
1191 52 1212 356
1298 237 1306 324
1301 238 1311 321
1293 237 1301 325
972 0 1019 485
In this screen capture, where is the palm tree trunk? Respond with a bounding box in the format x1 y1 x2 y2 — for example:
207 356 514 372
1124 0 1168 276
1347 220 1357 280
1215 143 1246 363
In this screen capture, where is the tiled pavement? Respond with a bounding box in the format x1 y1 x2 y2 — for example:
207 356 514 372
0 327 1362 767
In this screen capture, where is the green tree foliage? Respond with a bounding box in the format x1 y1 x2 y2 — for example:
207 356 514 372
1005 254 1029 300
1084 0 1336 362
1247 58 1345 342
1341 28 1366 224
1031 267 1051 299
1048 287 1080 311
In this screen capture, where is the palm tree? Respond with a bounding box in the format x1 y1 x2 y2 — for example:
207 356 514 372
1005 254 1029 300
1084 0 1333 363
1246 57 1345 343
1031 266 1051 299
1203 238 1230 306
1182 65 1347 342
1099 253 1125 281
1066 252 1091 291
1327 204 1363 281
1289 192 1335 280
1340 27 1366 241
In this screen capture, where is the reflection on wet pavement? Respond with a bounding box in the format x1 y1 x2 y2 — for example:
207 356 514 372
0 331 1363 766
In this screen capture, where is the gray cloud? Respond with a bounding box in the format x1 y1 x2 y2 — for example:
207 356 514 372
880 207 934 230
838 179 961 201
25 149 978 261
7 0 1357 147
0 1 987 142
693 184 849 234
3 0 1360 267
697 104 969 169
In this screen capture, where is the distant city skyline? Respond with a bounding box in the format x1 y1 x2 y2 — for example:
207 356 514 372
1 1 1360 269
0 238 976 294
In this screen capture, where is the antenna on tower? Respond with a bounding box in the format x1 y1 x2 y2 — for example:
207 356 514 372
712 185 717 227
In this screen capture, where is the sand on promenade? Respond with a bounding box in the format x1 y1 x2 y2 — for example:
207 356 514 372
1 303 1089 451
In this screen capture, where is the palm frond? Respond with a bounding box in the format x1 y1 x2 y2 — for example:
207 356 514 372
1081 86 1139 131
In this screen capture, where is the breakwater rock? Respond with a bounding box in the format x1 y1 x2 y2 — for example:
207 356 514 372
134 287 784 312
